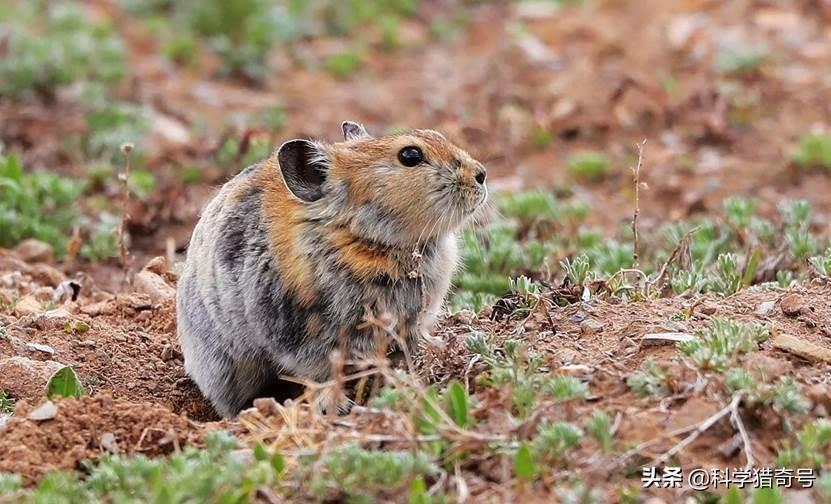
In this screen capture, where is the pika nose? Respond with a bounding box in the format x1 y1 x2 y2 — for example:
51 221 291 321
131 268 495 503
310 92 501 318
474 166 486 185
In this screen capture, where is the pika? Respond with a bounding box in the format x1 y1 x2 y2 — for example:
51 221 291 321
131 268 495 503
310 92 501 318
176 121 488 417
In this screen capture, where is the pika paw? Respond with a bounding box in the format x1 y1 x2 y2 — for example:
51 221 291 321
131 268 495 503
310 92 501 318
176 121 488 417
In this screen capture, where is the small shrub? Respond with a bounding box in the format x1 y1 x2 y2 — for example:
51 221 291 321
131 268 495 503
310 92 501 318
533 422 583 464
1 432 283 501
0 3 126 100
677 318 769 372
626 359 668 397
584 411 614 452
326 50 362 79
0 154 84 255
566 152 610 182
0 389 14 414
793 134 831 170
715 43 767 75
310 445 437 499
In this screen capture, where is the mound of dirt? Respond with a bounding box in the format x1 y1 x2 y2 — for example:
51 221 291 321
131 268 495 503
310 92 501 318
0 395 206 485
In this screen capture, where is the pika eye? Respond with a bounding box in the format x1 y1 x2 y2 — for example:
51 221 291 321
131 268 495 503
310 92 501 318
397 146 423 167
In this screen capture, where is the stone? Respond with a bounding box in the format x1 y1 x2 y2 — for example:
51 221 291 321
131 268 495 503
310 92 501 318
13 296 43 317
755 300 776 316
780 294 804 317
29 263 66 287
14 239 53 263
579 318 604 335
26 342 55 355
133 270 175 304
28 400 58 421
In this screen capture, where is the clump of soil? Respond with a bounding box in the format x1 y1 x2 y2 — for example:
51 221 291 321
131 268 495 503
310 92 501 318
0 395 206 485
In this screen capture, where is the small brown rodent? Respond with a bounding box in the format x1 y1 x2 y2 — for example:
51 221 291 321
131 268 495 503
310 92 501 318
176 121 488 417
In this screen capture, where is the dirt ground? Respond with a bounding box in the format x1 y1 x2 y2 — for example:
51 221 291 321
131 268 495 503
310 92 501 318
2 0 831 501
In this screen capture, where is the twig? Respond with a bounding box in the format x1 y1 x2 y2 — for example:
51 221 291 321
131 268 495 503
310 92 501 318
118 143 134 284
651 225 701 292
631 140 646 268
653 394 741 467
731 396 754 470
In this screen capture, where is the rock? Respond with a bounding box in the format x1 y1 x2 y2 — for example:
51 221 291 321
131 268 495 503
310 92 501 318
29 263 66 287
0 271 22 289
26 342 55 355
13 296 43 317
14 239 53 263
0 254 31 274
780 294 804 317
579 318 604 336
32 308 72 331
99 432 118 453
641 332 695 346
28 400 58 421
133 270 175 304
771 333 831 363
81 300 115 316
755 300 776 316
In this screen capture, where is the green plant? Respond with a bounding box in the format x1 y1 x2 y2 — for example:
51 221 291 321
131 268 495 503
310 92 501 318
770 377 811 416
715 43 767 75
793 133 831 170
0 154 84 256
677 319 768 372
626 359 668 397
309 444 437 499
566 151 610 182
725 368 757 393
0 432 284 502
80 213 121 262
46 366 86 399
809 249 831 276
514 443 538 482
584 410 614 452
326 50 362 78
561 254 592 287
776 419 831 468
0 3 126 100
466 334 587 417
0 389 14 414
532 422 583 464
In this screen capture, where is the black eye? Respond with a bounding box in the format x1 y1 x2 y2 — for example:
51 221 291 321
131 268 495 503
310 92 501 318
397 146 423 167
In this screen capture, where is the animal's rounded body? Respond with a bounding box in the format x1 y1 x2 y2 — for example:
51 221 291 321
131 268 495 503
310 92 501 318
177 122 487 417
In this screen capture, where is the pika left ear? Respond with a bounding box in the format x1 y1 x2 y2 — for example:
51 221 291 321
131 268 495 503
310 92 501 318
277 139 328 203
341 121 369 141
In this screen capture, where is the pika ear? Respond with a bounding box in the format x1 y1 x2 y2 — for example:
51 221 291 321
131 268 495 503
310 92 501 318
276 139 328 203
341 121 369 141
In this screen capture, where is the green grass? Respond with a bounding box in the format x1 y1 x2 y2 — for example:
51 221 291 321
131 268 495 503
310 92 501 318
0 3 126 100
677 319 769 372
566 151 611 182
0 389 14 414
0 154 84 256
326 50 363 79
793 133 831 170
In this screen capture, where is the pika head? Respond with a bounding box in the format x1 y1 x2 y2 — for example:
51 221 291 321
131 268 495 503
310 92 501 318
276 121 488 248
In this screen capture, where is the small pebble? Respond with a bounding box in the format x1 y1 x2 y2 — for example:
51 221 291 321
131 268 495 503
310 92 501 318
26 342 55 355
780 294 804 317
28 400 58 421
579 318 604 335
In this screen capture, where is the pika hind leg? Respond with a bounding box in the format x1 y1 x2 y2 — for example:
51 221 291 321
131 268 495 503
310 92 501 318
177 289 272 417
